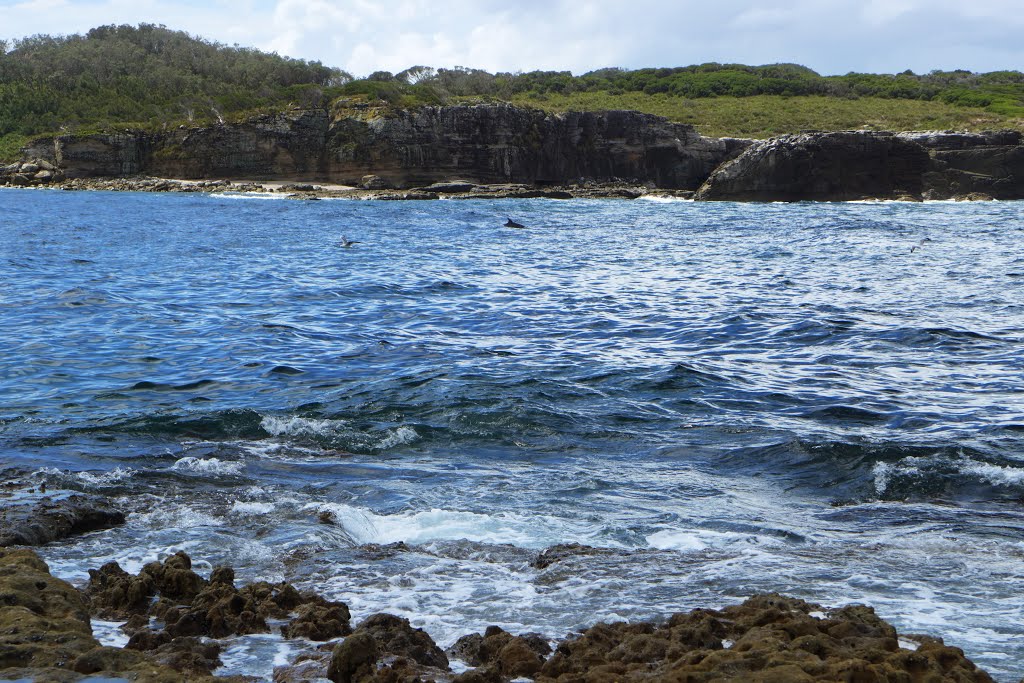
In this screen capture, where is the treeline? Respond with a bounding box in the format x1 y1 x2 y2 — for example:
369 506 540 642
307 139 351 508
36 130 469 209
0 23 351 138
351 64 1024 117
1 24 1022 149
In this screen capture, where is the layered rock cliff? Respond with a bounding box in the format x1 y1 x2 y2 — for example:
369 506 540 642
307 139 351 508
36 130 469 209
7 105 1023 200
323 102 750 189
13 104 749 190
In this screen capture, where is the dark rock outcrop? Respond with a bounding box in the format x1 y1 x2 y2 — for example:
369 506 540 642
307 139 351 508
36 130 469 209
695 131 932 201
695 129 1024 201
902 129 1024 199
0 493 126 547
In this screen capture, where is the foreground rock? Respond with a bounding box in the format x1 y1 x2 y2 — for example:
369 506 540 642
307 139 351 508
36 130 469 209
0 491 125 547
535 593 992 683
0 547 205 682
88 550 352 642
0 548 1001 682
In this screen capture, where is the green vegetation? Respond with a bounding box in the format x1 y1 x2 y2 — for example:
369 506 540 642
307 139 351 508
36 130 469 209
0 24 349 143
1 26 1023 162
501 92 1015 138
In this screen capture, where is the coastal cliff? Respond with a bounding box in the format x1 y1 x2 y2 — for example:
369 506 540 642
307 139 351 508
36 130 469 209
4 104 1023 200
9 104 749 191
695 129 1024 201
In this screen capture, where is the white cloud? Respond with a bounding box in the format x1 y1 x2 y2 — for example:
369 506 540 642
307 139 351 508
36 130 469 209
2 0 1023 75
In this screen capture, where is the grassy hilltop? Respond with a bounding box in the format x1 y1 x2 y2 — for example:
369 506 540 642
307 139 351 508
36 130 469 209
2 24 1023 160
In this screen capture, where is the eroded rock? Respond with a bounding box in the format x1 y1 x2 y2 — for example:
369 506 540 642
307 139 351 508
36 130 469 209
0 493 126 547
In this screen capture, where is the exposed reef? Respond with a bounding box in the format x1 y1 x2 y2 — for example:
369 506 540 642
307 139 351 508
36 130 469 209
0 545 999 682
0 471 125 548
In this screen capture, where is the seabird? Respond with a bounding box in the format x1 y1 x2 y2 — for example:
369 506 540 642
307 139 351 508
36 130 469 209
504 218 526 229
910 237 932 253
339 236 361 248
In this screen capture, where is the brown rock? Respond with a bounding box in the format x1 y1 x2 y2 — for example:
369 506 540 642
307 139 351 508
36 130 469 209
281 600 352 641
356 613 448 669
87 560 156 618
533 593 993 683
328 631 379 683
141 551 207 602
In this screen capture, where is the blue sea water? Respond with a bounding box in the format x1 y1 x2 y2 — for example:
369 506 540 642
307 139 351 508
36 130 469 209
1 188 1023 680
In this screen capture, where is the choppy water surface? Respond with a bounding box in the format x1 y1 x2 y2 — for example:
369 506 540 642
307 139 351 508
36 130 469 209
2 189 1023 680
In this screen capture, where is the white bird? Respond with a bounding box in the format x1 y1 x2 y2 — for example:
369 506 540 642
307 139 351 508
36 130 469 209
339 236 361 248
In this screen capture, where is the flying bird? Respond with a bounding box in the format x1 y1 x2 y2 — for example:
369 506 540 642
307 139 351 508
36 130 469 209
910 237 932 253
339 236 361 248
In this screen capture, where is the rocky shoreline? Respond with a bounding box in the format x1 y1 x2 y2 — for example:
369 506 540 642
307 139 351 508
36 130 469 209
2 104 1022 201
0 480 1003 682
0 172 1007 203
0 174 686 201
0 545 1000 683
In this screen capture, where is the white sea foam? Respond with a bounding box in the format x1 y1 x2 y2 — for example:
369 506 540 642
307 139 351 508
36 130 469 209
33 466 135 487
261 415 347 438
957 459 1024 486
171 456 244 475
638 194 692 203
133 505 222 529
215 633 309 679
229 501 276 516
260 414 419 450
91 619 130 648
304 503 575 548
873 455 1024 495
376 425 419 449
645 528 774 552
209 192 289 201
76 467 136 486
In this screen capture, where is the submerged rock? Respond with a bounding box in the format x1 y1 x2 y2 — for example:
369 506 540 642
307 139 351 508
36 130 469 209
0 493 125 547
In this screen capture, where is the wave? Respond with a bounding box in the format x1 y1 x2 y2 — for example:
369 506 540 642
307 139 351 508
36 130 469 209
638 195 693 203
304 503 586 548
873 454 1024 496
171 456 245 475
260 415 420 452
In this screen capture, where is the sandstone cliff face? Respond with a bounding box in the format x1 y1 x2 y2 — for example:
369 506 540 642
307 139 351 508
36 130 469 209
151 109 328 179
695 129 1024 201
15 105 747 189
325 103 749 189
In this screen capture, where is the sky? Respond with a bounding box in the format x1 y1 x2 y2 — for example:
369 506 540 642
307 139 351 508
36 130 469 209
2 0 1023 77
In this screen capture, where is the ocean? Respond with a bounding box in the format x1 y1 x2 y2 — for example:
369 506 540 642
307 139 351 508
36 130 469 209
1 188 1022 680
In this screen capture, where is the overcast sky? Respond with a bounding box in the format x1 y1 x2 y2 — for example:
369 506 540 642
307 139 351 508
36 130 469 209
3 0 1023 76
